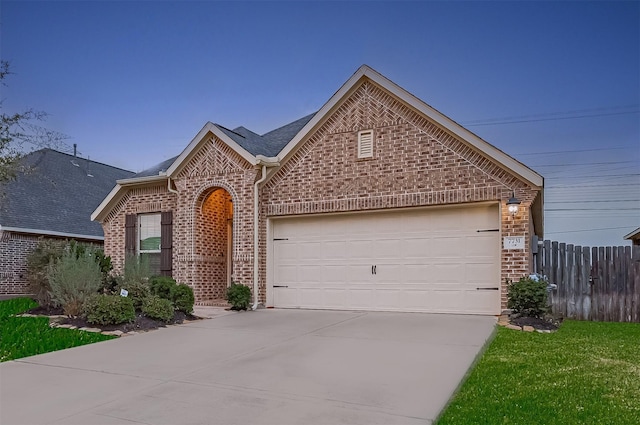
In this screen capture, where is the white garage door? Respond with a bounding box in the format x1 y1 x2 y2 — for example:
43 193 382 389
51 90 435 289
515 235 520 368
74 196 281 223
270 204 501 315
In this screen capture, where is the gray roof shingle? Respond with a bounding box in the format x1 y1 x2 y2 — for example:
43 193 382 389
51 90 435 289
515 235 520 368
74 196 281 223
0 149 135 238
123 112 317 183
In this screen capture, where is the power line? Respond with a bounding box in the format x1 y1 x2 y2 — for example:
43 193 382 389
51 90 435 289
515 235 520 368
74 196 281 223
544 208 640 212
546 183 639 188
546 226 635 235
545 200 640 204
545 173 640 180
463 105 639 125
529 160 638 168
516 146 633 156
465 110 639 127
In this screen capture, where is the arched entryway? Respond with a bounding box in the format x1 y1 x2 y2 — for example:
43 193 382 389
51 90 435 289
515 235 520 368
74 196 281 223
193 187 233 302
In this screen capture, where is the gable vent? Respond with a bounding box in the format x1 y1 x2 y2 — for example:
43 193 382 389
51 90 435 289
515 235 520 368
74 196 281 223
358 130 373 158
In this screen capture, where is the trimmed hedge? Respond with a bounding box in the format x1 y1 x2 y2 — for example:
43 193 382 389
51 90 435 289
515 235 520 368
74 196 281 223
142 295 174 322
84 295 135 326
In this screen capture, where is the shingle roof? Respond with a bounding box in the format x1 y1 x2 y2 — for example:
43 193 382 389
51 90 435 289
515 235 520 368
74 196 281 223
133 156 179 178
0 149 135 238
135 112 317 179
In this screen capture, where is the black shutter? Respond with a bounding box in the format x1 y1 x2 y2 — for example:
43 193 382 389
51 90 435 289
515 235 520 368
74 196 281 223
125 214 136 257
160 211 173 277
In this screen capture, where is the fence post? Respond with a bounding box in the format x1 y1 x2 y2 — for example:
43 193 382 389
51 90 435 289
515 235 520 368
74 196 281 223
559 242 567 318
582 246 591 321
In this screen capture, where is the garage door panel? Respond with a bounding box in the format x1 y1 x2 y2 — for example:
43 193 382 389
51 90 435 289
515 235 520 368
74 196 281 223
373 239 403 259
465 235 499 257
322 240 348 259
271 204 500 314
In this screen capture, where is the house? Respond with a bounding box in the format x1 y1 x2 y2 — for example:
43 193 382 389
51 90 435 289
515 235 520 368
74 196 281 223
624 227 640 246
92 65 544 315
0 148 134 295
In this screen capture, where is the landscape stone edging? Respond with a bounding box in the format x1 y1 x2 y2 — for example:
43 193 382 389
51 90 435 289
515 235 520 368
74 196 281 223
17 313 199 337
497 315 555 333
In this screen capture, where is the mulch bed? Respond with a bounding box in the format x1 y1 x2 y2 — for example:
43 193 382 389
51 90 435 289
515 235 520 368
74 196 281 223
510 315 561 331
25 305 201 333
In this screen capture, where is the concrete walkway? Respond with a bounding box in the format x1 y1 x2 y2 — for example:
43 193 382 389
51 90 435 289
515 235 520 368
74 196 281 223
0 309 495 425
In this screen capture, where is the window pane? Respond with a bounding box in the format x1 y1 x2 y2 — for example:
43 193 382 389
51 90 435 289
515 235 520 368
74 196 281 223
139 214 161 252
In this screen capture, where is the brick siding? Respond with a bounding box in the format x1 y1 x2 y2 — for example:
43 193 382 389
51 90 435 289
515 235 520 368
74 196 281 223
100 77 541 309
0 231 103 296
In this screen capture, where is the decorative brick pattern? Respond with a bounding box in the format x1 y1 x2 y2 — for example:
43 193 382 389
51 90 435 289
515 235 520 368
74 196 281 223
260 79 541 309
99 77 542 310
101 135 259 302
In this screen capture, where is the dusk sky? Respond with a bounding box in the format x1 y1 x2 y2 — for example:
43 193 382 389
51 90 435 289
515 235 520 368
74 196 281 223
1 1 638 246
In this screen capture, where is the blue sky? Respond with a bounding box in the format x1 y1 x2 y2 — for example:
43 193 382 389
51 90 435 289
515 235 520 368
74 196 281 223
1 0 638 246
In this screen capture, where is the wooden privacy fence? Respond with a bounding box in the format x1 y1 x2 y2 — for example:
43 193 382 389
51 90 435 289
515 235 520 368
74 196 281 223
534 241 640 323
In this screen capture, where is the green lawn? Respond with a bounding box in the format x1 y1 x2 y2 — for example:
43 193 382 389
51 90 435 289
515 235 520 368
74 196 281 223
0 297 115 362
436 320 640 425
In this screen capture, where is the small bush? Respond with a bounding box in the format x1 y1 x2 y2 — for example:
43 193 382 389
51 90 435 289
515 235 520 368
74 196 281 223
26 239 66 307
47 249 102 317
149 276 177 300
120 280 150 310
83 295 135 326
507 275 549 318
142 295 174 322
226 283 252 311
173 283 194 314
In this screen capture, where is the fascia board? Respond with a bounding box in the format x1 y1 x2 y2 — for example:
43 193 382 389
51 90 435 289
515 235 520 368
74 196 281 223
166 122 257 177
275 65 543 188
91 184 122 222
0 226 104 241
116 175 166 185
624 227 640 240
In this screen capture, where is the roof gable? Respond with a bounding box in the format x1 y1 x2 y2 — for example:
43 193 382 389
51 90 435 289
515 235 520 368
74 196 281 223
275 65 543 188
0 149 134 238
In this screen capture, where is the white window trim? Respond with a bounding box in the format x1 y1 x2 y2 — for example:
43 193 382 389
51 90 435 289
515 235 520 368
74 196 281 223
358 129 374 159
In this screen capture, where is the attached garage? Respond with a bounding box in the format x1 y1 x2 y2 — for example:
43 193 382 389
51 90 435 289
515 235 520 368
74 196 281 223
268 203 501 315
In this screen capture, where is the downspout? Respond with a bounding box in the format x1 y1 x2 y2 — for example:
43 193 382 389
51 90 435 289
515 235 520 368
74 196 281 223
167 177 178 194
252 165 268 310
252 156 280 310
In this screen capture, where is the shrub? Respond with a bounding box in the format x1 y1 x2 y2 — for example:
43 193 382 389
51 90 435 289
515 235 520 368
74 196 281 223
173 283 194 314
120 280 150 310
26 239 66 306
149 276 177 300
83 295 135 326
507 275 549 318
123 254 151 285
226 283 251 311
47 249 102 317
142 295 174 322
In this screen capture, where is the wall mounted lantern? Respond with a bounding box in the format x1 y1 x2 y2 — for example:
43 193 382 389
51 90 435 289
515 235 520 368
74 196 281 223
507 191 521 216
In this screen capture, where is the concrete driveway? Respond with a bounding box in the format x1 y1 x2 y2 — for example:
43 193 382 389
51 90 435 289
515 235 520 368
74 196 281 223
0 309 495 425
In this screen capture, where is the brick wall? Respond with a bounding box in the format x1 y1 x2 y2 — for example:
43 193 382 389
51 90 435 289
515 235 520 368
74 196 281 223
261 79 541 308
0 232 104 296
0 231 39 295
99 78 541 309
101 137 258 302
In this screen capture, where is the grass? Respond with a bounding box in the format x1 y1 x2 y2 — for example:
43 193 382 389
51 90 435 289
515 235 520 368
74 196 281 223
0 297 115 362
436 320 640 425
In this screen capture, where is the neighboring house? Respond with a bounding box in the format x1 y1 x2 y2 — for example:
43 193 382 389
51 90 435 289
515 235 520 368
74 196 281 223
0 149 134 295
624 227 640 246
92 65 544 315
